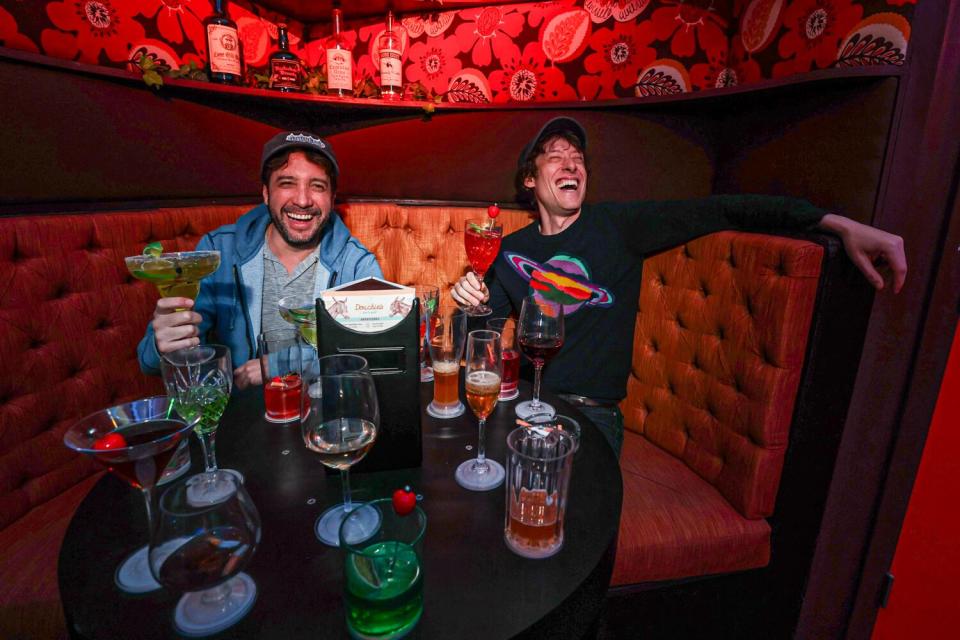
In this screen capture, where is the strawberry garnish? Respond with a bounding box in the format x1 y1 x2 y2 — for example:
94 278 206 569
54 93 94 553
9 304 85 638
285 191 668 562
392 486 417 516
94 432 127 451
487 203 500 219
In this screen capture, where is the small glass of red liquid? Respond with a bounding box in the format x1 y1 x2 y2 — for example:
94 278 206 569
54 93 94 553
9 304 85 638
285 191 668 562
258 329 305 423
464 218 503 316
486 316 520 401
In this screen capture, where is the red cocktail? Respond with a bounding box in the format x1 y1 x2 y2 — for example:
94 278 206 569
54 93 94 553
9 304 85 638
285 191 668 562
464 218 502 316
264 373 302 422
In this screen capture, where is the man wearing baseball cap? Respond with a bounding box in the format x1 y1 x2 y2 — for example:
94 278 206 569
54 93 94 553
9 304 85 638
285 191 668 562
138 131 382 386
452 116 906 455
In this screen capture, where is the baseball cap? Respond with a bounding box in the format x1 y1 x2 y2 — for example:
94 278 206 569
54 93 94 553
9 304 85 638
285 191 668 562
260 131 340 181
517 117 587 168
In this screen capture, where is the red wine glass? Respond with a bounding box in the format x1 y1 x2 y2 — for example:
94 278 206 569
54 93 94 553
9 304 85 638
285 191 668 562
515 295 564 420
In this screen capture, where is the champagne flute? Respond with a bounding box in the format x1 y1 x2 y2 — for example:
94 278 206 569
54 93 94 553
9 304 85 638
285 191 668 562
455 330 505 491
63 397 197 594
515 296 564 420
463 218 502 316
149 471 261 637
301 354 380 546
161 345 238 502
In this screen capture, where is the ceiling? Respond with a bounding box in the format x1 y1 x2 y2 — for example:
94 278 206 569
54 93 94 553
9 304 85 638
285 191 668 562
254 0 508 23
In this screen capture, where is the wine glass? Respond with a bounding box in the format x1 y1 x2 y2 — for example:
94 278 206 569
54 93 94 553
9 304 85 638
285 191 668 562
161 344 238 502
63 397 197 594
301 354 380 546
455 329 505 491
426 308 468 419
463 218 502 316
515 295 564 420
149 471 261 637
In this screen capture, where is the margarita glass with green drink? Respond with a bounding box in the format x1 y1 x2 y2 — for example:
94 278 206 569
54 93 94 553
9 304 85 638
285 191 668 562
279 294 318 348
124 242 220 302
340 498 426 639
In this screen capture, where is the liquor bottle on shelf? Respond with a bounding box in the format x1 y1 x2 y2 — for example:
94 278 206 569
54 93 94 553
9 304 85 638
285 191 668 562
204 0 242 85
326 5 353 98
377 9 402 100
269 23 302 92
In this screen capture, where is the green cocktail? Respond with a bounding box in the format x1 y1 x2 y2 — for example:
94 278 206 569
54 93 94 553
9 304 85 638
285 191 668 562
174 384 230 436
340 499 427 640
125 251 221 300
344 542 423 639
278 295 317 347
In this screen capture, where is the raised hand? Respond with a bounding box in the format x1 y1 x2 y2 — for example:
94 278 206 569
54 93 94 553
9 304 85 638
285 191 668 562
451 272 489 307
152 298 202 353
818 213 907 293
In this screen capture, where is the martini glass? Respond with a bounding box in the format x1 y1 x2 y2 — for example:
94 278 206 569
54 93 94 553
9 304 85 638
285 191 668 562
124 251 221 301
301 354 380 546
63 396 197 594
279 295 318 349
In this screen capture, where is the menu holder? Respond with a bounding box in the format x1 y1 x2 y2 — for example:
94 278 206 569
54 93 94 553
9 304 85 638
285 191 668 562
315 297 422 472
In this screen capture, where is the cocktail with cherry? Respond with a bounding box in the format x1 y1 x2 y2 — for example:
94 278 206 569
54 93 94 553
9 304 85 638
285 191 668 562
463 204 503 316
63 396 197 594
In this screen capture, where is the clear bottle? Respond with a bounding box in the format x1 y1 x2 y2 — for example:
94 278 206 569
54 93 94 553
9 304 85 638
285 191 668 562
326 6 353 98
204 0 242 85
269 23 302 92
377 10 402 100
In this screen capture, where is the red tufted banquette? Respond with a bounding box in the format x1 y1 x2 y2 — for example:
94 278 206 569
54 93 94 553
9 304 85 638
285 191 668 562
0 202 862 638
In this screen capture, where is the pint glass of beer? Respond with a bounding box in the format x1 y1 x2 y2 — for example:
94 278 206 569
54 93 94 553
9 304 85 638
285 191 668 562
426 308 467 419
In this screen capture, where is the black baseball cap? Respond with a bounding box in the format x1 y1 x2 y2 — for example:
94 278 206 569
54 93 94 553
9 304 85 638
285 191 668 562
260 131 340 181
517 117 587 168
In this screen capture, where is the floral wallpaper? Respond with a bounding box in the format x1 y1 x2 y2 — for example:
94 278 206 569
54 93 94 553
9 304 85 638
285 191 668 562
0 0 915 103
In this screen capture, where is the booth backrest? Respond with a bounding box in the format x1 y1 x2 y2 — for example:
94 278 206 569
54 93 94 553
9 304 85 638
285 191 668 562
621 232 823 519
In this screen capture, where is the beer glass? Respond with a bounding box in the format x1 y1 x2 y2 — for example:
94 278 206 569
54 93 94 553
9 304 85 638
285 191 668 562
455 329 505 491
486 317 520 401
504 425 576 558
426 308 467 419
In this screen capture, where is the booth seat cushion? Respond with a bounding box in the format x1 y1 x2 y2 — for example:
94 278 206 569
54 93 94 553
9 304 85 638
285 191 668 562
612 433 770 586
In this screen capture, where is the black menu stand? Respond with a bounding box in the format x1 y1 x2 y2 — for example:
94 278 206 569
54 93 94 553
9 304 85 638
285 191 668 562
314 297 422 472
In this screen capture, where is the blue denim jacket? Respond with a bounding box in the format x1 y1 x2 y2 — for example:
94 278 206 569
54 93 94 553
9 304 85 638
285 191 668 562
137 204 382 375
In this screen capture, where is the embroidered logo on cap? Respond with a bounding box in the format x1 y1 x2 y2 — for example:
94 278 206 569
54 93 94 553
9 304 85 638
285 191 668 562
285 133 326 149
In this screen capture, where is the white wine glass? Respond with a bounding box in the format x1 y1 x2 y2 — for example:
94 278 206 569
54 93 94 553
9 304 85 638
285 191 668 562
301 354 380 546
455 329 505 491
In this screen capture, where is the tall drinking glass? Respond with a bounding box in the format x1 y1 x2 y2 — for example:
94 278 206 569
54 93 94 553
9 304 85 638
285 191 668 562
463 218 502 316
486 317 520 401
515 296 564 420
301 354 380 546
258 328 304 424
455 329 505 491
149 471 261 636
426 308 467 419
161 344 236 502
415 285 440 382
63 397 196 594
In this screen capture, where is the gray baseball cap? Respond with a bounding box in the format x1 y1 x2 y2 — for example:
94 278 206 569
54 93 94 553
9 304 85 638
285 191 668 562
260 131 340 180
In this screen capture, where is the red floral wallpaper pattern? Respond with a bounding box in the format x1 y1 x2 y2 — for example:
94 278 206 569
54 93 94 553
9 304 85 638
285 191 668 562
0 0 915 103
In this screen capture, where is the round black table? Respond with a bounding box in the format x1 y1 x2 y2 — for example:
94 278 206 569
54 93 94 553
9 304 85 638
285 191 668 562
59 382 622 639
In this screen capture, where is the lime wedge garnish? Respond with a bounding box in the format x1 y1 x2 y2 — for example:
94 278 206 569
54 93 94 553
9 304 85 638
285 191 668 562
143 242 163 258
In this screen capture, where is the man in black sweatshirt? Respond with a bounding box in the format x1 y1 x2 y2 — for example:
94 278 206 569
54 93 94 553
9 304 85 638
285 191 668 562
452 117 907 455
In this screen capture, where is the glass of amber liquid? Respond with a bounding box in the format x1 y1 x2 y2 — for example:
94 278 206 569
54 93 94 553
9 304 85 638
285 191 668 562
426 308 467 419
463 219 502 316
504 424 576 558
454 329 505 491
486 317 520 401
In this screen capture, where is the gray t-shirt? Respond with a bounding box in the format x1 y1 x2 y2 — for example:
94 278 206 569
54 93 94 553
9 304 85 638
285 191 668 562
261 233 319 336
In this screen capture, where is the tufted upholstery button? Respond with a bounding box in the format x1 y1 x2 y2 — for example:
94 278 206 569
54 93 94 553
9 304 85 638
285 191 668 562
716 326 725 340
744 296 754 316
682 245 691 258
700 282 710 297
29 336 44 349
96 318 110 330
427 256 435 263
675 315 685 329
650 339 659 353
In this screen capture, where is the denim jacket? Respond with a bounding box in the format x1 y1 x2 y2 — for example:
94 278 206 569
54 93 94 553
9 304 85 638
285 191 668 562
137 204 382 375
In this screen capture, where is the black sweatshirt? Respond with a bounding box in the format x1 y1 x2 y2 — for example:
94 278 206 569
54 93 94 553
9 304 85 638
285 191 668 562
485 195 826 403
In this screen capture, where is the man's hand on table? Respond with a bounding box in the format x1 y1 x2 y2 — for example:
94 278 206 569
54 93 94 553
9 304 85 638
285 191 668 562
152 297 202 354
234 359 262 390
451 272 489 307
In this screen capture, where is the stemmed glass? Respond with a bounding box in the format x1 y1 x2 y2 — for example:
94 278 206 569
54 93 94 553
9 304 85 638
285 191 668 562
63 397 197 594
301 354 380 546
149 471 261 637
515 295 565 420
455 330 505 491
161 344 237 502
426 308 468 419
125 250 220 303
463 218 502 316
278 294 318 349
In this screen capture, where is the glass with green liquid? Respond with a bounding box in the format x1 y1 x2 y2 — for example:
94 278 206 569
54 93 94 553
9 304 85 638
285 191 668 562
340 498 426 640
125 249 221 300
279 295 318 348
